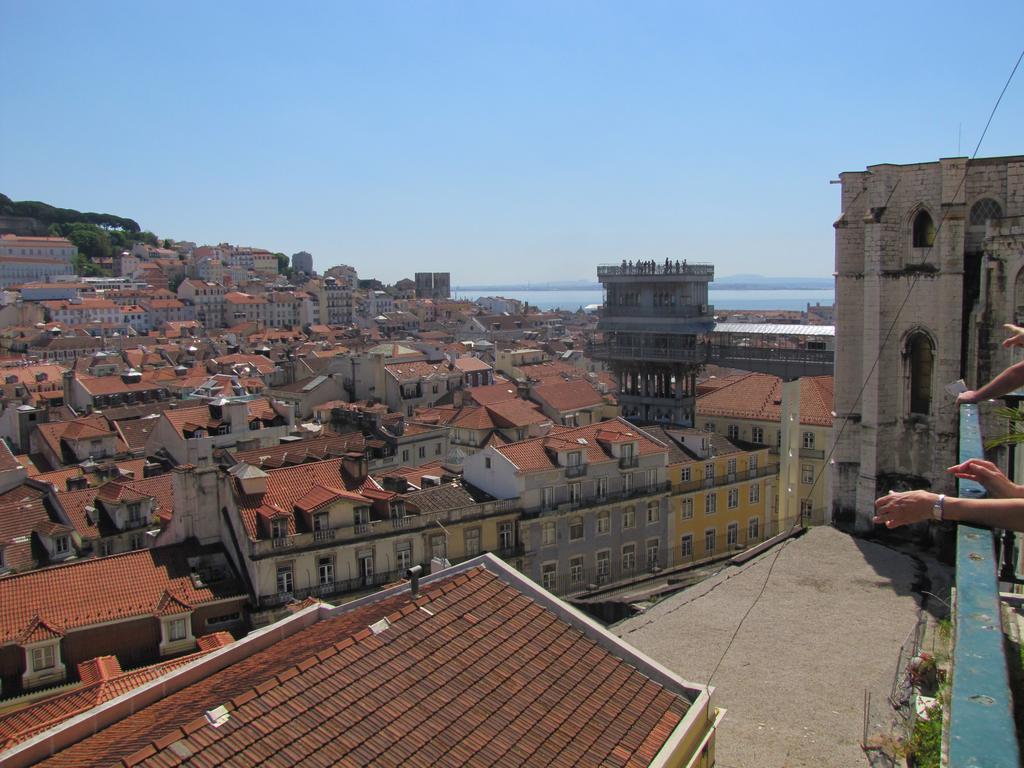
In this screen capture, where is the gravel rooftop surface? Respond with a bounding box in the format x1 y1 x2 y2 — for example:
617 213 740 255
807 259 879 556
614 526 952 768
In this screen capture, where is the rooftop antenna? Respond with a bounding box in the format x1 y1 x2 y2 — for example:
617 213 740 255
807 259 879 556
958 122 962 155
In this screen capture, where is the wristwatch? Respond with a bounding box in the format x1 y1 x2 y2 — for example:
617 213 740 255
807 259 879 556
932 494 946 521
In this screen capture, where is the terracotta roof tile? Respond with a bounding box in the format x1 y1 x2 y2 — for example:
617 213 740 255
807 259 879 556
696 372 834 426
0 544 242 645
531 379 605 412
495 418 664 473
31 566 692 767
234 458 374 539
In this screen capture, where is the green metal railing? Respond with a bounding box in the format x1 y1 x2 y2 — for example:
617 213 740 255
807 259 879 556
950 404 1020 766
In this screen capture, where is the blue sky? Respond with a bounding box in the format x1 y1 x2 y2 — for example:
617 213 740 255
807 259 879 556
2 2 1022 283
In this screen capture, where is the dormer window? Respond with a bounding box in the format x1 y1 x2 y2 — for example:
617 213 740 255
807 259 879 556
271 518 288 539
54 535 70 556
567 451 582 467
312 512 327 531
128 503 143 525
31 644 56 671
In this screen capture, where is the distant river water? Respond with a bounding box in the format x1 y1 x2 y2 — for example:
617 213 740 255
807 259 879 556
456 288 835 312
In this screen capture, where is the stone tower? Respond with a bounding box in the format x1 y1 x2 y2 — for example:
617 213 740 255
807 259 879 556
592 261 715 426
832 155 1024 530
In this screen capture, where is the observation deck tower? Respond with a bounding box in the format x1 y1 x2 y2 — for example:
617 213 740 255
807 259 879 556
592 260 715 426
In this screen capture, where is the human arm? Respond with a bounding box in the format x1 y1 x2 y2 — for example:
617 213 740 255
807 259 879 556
956 360 1024 405
1002 324 1024 348
873 489 1024 531
946 459 1024 498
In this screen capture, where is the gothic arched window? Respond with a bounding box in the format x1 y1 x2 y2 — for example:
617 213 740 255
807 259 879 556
912 210 935 248
907 332 934 415
970 198 1002 226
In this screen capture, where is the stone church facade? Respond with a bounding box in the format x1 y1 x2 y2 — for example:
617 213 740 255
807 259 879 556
832 155 1024 530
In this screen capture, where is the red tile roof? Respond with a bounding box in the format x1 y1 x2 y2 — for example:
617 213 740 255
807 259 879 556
56 473 173 540
0 639 233 751
28 564 694 767
0 544 243 645
495 418 664 472
531 378 605 412
233 458 376 539
696 372 834 426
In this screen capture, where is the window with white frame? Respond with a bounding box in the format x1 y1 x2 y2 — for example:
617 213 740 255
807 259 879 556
727 522 739 547
542 521 556 546
597 510 610 534
680 534 693 559
596 476 608 498
541 562 557 590
276 564 293 594
748 517 760 541
596 550 610 578
569 517 583 541
623 473 633 494
749 483 760 504
313 512 328 531
128 503 143 525
622 506 635 529
704 463 714 480
271 518 287 539
570 556 584 586
726 458 737 476
727 425 739 441
396 542 412 571
680 466 691 482
318 557 334 585
680 497 694 520
801 464 814 484
168 617 188 642
622 543 636 571
749 454 758 471
802 432 815 449
727 488 739 509
498 522 514 551
646 539 659 568
705 528 716 555
705 493 717 515
543 486 555 509
645 469 656 488
567 451 582 467
800 499 813 517
31 644 56 671
646 501 659 524
751 426 764 444
569 482 582 504
54 535 70 555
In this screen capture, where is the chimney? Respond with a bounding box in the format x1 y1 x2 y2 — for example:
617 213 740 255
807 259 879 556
341 451 368 481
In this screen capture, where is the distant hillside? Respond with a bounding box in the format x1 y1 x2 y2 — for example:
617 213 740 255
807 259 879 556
0 193 140 232
0 194 163 277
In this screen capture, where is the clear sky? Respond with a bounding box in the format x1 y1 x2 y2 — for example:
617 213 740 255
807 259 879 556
2 2 1022 284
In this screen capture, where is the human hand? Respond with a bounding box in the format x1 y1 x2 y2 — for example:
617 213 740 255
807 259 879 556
1002 324 1024 348
873 490 937 528
947 459 1022 498
956 390 981 406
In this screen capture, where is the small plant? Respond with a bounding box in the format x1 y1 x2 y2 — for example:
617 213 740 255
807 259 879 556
907 702 943 767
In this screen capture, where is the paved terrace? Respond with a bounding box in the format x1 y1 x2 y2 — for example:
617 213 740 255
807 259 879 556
615 526 952 768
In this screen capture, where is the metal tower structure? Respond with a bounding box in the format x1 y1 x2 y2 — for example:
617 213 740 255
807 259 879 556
592 261 716 426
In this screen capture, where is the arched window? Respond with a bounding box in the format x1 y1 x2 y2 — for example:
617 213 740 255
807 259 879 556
912 210 935 248
970 198 1002 226
907 333 934 415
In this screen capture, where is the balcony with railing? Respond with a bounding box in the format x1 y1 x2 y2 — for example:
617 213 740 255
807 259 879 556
672 463 779 495
525 481 672 519
250 497 522 558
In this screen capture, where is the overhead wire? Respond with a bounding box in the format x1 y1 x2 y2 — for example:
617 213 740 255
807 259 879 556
704 44 1024 690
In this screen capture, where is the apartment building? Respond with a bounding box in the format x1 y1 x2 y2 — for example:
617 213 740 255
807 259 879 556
646 426 776 565
463 418 671 594
697 372 833 522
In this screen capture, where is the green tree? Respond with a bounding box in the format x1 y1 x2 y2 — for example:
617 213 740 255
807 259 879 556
66 223 111 262
137 230 159 247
